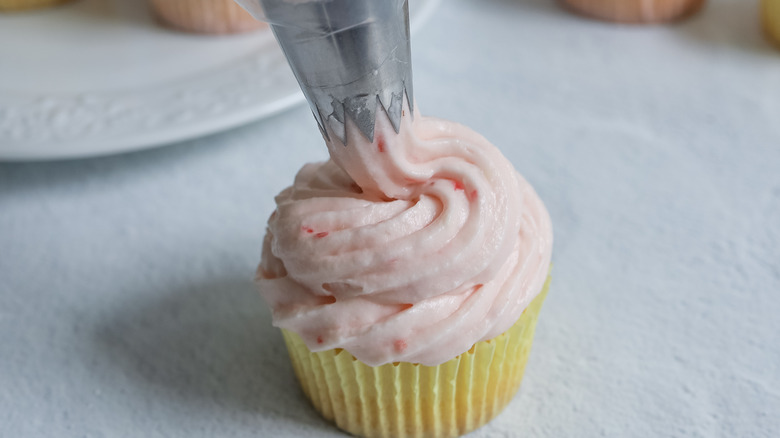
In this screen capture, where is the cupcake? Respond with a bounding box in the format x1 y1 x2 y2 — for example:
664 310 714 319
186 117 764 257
764 0 780 47
148 0 266 34
280 279 551 438
562 0 705 23
257 98 554 437
0 0 74 12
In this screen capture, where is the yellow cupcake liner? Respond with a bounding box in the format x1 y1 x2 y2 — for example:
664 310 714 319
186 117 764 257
0 0 74 12
281 276 551 438
764 0 780 48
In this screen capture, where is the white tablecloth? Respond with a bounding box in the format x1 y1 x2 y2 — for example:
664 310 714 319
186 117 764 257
1 0 779 436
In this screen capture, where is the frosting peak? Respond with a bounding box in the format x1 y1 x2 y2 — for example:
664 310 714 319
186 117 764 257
258 106 552 366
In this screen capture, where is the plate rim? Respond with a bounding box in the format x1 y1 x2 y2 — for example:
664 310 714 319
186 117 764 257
0 0 441 162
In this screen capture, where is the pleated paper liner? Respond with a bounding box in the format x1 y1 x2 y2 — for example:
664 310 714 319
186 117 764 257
282 276 551 438
562 0 705 24
764 0 780 49
148 0 267 34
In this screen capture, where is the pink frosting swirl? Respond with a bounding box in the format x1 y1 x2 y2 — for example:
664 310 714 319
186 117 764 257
257 108 552 366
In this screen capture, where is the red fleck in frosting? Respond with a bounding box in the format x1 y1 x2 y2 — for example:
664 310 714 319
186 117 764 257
257 102 553 366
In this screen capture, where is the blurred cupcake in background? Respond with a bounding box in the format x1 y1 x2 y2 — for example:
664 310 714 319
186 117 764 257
764 0 780 47
0 0 74 12
149 0 266 34
563 0 705 24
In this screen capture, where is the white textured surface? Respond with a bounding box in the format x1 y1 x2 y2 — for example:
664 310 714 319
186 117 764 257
1 0 779 436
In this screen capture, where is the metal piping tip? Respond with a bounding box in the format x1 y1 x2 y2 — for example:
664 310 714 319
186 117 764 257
235 0 413 145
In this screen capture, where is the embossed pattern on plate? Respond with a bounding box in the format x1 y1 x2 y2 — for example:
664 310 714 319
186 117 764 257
0 0 439 160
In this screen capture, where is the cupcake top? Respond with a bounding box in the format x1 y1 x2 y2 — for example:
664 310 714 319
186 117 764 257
257 103 553 366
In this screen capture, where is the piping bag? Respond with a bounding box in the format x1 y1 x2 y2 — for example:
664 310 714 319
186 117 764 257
234 0 414 147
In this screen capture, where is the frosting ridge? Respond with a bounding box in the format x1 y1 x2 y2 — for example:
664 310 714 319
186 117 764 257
258 106 552 366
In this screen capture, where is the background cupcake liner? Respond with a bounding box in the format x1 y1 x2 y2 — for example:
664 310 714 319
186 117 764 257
281 276 551 438
563 0 705 23
148 0 266 34
0 0 74 12
764 0 780 48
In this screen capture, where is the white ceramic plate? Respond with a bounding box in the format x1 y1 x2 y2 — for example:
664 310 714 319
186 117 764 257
0 0 440 161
